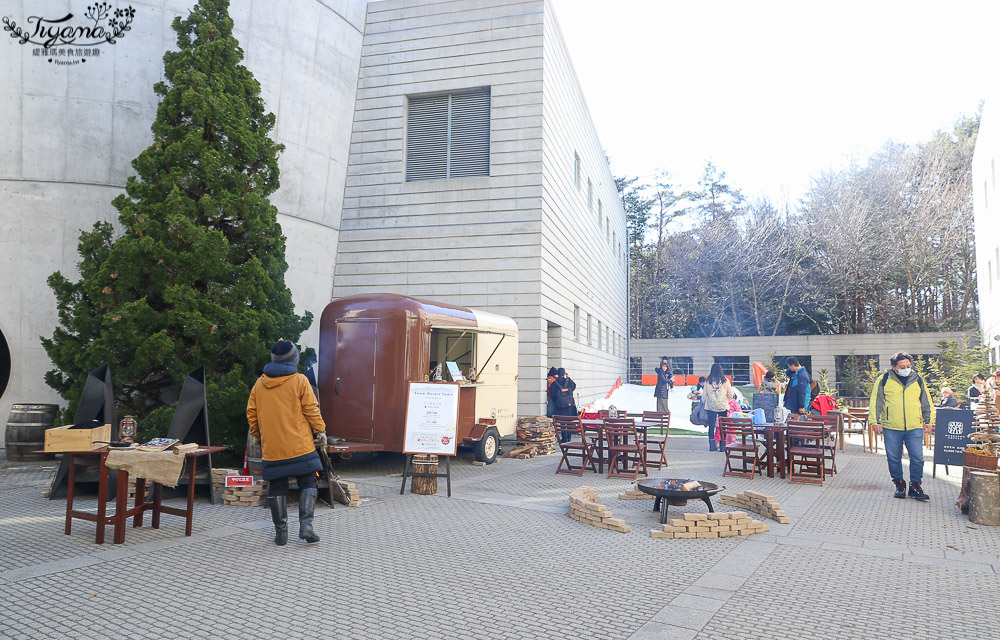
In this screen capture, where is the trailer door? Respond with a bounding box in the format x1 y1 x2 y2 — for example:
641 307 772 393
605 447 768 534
332 320 377 441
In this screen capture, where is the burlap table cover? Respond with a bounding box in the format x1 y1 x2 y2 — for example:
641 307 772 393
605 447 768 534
105 449 187 487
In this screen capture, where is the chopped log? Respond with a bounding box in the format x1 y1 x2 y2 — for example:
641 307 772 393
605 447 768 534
410 454 438 495
968 470 1000 525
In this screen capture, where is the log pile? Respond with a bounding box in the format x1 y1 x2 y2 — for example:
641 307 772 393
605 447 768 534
211 468 240 496
718 490 790 523
650 511 769 539
505 417 556 458
568 486 630 533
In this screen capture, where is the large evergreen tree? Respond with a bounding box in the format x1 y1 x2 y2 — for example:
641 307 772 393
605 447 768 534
42 0 310 447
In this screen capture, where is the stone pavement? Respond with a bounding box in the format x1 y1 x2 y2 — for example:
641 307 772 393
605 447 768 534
0 434 996 640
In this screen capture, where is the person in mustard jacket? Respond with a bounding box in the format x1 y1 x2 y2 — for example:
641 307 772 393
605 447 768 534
869 352 932 501
247 340 327 545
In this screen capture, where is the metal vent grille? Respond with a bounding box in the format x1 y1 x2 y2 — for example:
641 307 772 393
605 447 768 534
406 88 490 181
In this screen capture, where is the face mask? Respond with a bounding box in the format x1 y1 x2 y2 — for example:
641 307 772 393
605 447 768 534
897 368 912 377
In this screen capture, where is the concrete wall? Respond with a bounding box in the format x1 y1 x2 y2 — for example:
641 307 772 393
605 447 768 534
631 331 975 389
538 1 628 406
0 0 366 443
973 98 1000 367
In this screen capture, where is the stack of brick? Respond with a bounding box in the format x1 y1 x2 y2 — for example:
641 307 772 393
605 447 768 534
618 487 655 500
718 490 790 523
223 479 268 506
568 487 630 533
505 417 556 458
211 468 240 496
650 511 768 538
337 480 362 507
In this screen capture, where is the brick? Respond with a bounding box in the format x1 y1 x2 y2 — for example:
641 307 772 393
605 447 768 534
674 531 696 538
711 524 731 532
777 517 790 524
696 531 719 538
605 517 626 527
729 511 747 519
684 513 708 521
650 530 674 538
662 525 686 533
718 529 737 538
712 512 731 520
669 518 688 528
688 526 711 533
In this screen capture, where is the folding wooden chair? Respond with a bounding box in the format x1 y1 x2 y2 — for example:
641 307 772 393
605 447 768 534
844 407 873 452
641 411 669 469
553 416 597 476
786 424 826 485
720 417 761 479
603 417 647 480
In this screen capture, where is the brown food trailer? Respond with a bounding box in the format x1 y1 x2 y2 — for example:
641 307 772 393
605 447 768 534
318 293 518 463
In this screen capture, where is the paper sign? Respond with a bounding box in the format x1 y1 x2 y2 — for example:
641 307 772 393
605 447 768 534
403 382 460 455
225 475 254 487
445 361 465 382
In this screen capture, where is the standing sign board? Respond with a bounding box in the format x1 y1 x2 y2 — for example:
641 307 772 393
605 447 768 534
932 409 974 476
403 382 460 455
401 382 459 497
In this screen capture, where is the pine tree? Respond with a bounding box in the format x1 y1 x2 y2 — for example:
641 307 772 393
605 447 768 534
42 0 310 447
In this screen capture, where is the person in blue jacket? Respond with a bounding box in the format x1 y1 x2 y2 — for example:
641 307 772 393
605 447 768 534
782 357 811 418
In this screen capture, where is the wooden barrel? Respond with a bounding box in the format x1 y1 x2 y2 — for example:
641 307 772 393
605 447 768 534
411 454 439 495
969 471 1000 526
245 431 263 476
5 404 59 461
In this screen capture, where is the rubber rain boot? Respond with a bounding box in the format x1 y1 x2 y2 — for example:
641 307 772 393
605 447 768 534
298 488 320 543
268 496 288 545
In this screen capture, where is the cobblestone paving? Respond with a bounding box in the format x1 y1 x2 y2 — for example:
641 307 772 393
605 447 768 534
0 436 996 640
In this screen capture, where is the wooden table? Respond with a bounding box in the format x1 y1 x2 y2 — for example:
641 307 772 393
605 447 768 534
755 425 787 479
581 420 654 474
58 446 224 544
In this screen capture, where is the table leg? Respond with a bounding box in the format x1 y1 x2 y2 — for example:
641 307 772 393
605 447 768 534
152 482 162 529
113 469 128 544
765 431 775 478
700 497 714 513
95 453 108 545
838 415 845 452
185 456 197 536
777 431 786 480
65 453 76 535
133 478 146 528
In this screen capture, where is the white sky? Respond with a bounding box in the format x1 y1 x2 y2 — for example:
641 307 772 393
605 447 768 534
553 0 998 207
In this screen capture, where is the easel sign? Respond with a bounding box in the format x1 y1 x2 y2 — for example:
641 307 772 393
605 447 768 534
401 382 459 497
932 408 974 478
403 382 460 456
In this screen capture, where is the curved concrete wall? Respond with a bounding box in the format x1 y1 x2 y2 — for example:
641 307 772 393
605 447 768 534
0 0 367 441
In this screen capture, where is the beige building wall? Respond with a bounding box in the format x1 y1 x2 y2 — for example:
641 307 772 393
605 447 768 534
0 0 366 444
973 98 1000 366
631 331 975 391
538 2 628 405
334 0 627 416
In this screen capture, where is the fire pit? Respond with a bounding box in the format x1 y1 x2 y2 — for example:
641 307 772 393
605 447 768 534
636 478 725 524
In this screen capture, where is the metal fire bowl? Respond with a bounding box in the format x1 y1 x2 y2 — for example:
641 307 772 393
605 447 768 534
635 478 725 524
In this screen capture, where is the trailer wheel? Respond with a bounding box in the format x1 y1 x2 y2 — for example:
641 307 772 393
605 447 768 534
474 428 500 464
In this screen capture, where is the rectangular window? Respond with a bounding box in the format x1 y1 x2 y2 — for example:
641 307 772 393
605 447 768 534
597 320 602 349
406 88 490 181
574 152 580 188
670 357 694 375
573 305 580 341
605 325 610 352
713 356 751 386
587 313 592 345
834 354 879 398
587 179 593 210
629 357 642 384
598 199 602 222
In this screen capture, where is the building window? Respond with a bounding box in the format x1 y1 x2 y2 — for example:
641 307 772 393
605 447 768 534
598 199 602 222
587 179 593 210
606 218 610 241
597 320 603 350
629 357 642 384
713 356 751 386
405 88 490 181
605 325 610 352
574 152 580 188
587 313 592 345
670 357 694 375
573 305 580 341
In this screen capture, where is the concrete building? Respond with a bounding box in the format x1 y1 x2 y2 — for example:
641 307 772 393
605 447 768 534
331 0 628 415
0 0 626 444
630 331 974 395
973 98 1000 367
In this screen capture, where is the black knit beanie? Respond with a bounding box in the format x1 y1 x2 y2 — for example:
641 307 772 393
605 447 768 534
271 340 299 364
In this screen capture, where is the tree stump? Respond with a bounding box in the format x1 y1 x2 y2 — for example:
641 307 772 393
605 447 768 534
410 455 438 495
968 470 1000 526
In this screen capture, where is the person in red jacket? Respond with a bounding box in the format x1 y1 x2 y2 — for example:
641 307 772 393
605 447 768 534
247 340 327 545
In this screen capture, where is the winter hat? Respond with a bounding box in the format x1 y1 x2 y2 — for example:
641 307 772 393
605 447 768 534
271 340 299 364
548 367 558 377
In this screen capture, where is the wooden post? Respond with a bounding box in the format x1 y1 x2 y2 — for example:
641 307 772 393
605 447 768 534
968 471 1000 526
410 454 439 495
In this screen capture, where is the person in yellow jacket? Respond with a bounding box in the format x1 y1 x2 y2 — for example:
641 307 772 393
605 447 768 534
247 340 327 545
869 352 931 501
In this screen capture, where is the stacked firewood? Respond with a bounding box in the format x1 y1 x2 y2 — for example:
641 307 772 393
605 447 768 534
718 490 790 523
504 417 556 458
223 479 268 506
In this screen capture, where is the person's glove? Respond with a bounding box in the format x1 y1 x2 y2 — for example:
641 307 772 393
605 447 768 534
314 432 328 448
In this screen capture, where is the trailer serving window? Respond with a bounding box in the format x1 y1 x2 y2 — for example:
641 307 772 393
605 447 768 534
430 328 475 380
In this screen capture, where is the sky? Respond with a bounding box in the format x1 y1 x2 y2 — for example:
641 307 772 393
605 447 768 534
552 0 998 208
